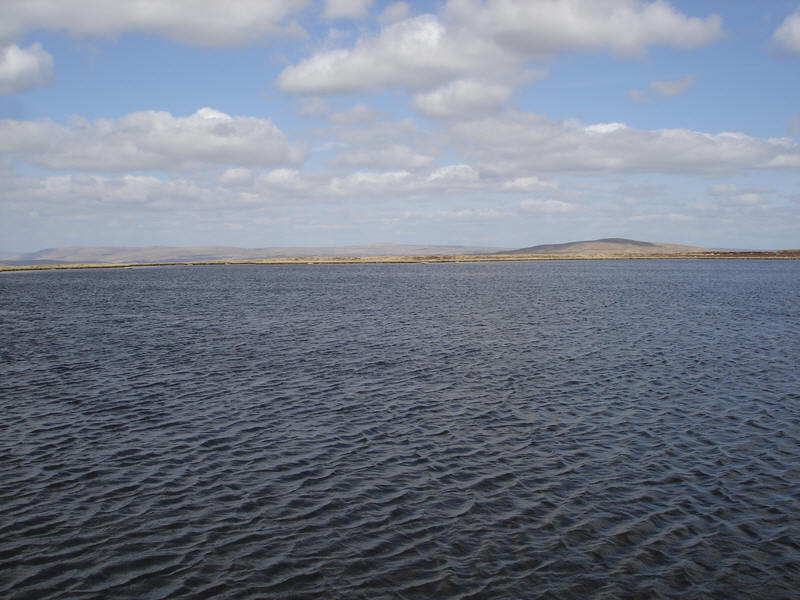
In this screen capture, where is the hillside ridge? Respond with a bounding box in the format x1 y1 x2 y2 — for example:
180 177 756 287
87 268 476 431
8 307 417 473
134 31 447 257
502 238 707 255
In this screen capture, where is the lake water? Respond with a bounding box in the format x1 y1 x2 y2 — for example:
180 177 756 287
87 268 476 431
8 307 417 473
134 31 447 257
1 260 798 599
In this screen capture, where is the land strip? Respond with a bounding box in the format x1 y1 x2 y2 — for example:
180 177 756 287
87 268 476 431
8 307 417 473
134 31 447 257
2 250 799 272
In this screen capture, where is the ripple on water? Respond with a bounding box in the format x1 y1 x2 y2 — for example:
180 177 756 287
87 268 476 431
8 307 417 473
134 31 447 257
1 260 799 599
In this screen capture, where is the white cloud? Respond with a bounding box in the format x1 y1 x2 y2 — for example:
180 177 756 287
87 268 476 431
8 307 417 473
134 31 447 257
256 168 317 194
1 173 218 212
403 207 505 222
733 193 763 206
629 212 693 222
327 118 443 168
650 74 696 97
320 115 441 170
322 164 482 198
0 108 306 171
330 103 385 124
707 184 737 196
3 156 793 250
256 164 486 199
329 170 413 195
773 8 800 54
628 88 651 103
412 79 512 118
379 2 411 25
502 176 559 192
312 141 346 153
278 14 510 93
445 0 722 57
519 198 575 213
218 167 255 186
450 111 800 176
323 0 373 20
0 169 328 215
296 97 331 118
330 144 434 169
0 0 308 46
584 122 627 134
217 164 487 200
705 184 771 207
0 43 53 94
0 167 328 215
427 164 480 183
278 1 721 104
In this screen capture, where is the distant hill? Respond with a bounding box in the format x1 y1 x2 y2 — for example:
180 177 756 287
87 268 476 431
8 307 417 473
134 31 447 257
501 238 708 255
0 239 717 267
1 243 506 265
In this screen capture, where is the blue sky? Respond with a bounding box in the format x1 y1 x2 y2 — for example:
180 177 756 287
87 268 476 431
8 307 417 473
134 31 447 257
1 0 799 253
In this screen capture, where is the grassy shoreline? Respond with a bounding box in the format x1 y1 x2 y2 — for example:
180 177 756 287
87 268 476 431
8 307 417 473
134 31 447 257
2 250 799 272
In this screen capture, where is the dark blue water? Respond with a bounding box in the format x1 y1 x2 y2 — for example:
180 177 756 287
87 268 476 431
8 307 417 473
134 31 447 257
1 260 798 599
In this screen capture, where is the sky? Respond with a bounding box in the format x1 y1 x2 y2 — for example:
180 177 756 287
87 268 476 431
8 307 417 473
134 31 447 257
0 0 799 253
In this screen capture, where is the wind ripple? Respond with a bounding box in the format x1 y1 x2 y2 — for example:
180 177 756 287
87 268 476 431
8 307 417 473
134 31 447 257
1 261 798 599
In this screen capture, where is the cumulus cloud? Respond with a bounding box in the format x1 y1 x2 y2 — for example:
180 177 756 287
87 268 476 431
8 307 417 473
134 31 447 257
278 14 510 93
502 176 559 192
246 164 490 201
427 164 480 183
412 79 512 118
330 103 386 124
316 114 443 172
0 43 53 94
326 164 484 197
1 173 219 213
328 118 443 165
2 167 329 216
773 8 800 54
278 1 721 100
629 212 693 222
323 0 373 20
329 170 413 195
707 184 737 196
0 108 306 171
402 207 505 222
519 198 575 213
218 167 255 186
329 144 434 169
256 168 318 195
450 111 800 176
295 97 331 118
379 2 411 24
0 0 307 46
446 0 722 57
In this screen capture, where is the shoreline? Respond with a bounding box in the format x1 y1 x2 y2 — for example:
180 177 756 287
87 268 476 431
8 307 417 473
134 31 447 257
2 250 799 272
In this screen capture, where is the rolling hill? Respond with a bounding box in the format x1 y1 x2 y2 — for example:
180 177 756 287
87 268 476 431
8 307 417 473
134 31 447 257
501 238 708 255
0 238 723 267
1 243 505 265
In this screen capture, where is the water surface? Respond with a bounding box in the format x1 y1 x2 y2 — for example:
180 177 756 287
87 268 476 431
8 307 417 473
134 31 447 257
1 260 798 598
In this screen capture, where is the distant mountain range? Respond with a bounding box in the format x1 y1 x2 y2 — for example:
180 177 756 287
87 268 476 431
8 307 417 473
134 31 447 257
0 238 719 266
500 238 708 255
0 243 506 265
